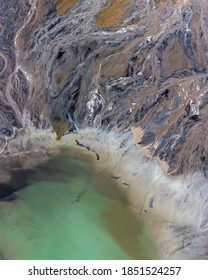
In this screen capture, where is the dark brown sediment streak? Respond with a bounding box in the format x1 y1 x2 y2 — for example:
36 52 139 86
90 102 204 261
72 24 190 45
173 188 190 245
102 201 154 260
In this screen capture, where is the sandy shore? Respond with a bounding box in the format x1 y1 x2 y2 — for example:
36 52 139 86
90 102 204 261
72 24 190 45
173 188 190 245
1 126 208 259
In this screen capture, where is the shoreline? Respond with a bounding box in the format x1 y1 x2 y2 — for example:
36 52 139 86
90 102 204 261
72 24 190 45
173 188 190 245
1 126 208 259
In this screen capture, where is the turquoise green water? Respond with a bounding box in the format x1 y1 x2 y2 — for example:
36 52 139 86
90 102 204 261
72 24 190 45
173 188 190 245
0 149 158 260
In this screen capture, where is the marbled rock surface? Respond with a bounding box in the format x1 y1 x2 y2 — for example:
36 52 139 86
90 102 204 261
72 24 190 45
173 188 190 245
1 0 208 259
1 0 208 176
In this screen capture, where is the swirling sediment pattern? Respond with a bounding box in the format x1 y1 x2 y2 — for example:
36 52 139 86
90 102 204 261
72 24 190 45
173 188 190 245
1 0 208 259
1 0 208 175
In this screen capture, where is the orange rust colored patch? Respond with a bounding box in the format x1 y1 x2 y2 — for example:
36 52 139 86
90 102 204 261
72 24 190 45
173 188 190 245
155 0 163 9
55 72 66 84
131 126 143 146
51 117 71 140
132 16 141 24
55 67 71 84
96 0 132 28
155 0 177 10
55 0 79 15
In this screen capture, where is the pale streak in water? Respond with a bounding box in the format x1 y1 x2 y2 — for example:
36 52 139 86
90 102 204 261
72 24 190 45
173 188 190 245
1 0 208 259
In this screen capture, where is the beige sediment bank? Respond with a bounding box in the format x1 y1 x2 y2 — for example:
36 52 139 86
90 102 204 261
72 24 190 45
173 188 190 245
1 126 208 259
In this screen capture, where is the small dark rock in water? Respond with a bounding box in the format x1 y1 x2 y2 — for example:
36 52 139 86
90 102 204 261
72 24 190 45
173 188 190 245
95 153 100 161
123 182 130 187
75 140 99 160
149 198 154 208
75 140 88 149
111 175 120 180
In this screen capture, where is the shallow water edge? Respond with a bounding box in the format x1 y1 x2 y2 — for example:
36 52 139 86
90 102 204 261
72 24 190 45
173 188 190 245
0 148 158 260
1 126 208 259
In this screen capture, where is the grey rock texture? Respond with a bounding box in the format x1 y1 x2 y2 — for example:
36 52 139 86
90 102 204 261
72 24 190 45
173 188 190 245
1 0 208 176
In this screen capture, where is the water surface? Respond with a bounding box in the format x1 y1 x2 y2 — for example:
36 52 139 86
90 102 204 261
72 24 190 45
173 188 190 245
0 148 157 260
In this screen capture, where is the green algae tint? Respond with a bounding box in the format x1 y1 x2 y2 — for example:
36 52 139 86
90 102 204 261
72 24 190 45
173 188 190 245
0 149 158 260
